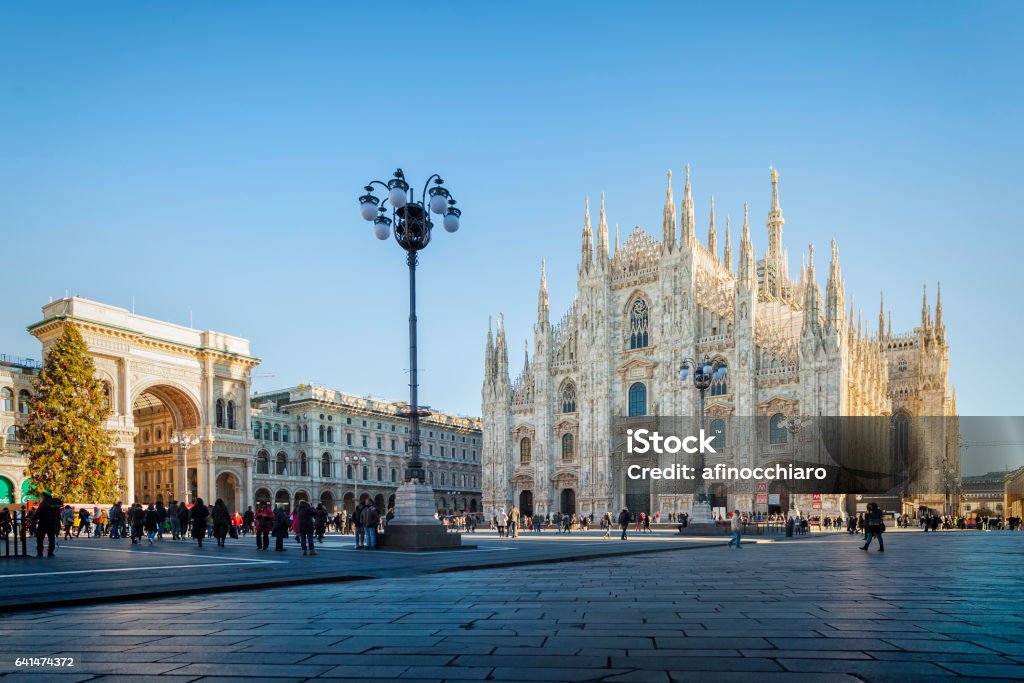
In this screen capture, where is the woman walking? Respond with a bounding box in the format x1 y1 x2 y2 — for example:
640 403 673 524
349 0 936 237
272 506 290 552
189 498 210 548
211 499 230 547
297 500 317 556
861 502 885 552
255 501 274 550
143 504 159 545
177 501 191 540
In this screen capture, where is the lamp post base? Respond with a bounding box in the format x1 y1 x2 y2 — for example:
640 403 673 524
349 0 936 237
378 481 470 551
689 500 715 524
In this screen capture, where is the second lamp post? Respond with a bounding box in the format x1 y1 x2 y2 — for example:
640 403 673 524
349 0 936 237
678 355 727 522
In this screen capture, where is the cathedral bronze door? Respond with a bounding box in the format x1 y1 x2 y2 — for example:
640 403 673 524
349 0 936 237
560 488 576 514
519 490 533 517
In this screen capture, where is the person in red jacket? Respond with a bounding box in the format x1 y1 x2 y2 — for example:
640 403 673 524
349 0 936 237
255 502 274 551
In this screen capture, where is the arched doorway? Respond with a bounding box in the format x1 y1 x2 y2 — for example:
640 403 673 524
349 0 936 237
216 471 241 514
132 384 201 505
275 488 291 511
469 498 477 512
294 490 309 506
519 490 533 516
320 490 336 512
769 481 790 515
343 491 355 514
373 493 385 513
387 494 396 509
254 488 272 506
560 488 576 515
0 476 14 505
709 483 728 514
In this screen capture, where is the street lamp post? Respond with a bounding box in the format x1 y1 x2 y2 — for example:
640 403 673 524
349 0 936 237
356 168 465 550
784 416 803 516
678 355 727 525
169 431 199 504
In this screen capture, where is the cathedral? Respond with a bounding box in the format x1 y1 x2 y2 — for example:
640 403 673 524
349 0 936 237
482 167 958 521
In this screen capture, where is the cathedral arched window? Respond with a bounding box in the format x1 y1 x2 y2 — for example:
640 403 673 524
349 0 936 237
561 433 574 461
215 399 225 428
257 450 270 474
276 451 288 475
628 382 647 416
560 381 577 413
709 419 726 449
897 358 907 372
769 413 788 444
710 361 728 396
227 401 236 430
519 437 531 465
628 298 650 349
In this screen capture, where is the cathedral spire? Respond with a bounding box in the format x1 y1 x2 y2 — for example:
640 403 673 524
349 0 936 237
495 313 509 382
537 258 549 323
580 196 593 274
765 167 786 297
825 239 845 330
662 170 676 252
681 164 695 246
615 223 620 254
802 243 820 337
887 311 892 338
597 192 609 265
707 195 717 258
485 316 494 378
738 203 756 289
878 292 885 340
935 281 944 340
723 215 733 273
921 283 930 332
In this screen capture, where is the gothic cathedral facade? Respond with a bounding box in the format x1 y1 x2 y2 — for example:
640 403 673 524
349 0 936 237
482 167 958 520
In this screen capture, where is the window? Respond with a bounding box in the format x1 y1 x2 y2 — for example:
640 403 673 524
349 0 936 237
253 422 262 440
377 437 382 449
898 358 908 372
227 401 236 429
18 389 30 417
300 453 308 477
362 465 368 480
628 382 647 416
282 426 289 443
562 433 574 460
391 468 397 482
441 446 446 457
347 433 353 446
257 450 270 474
429 471 434 484
1 387 12 412
276 452 288 475
462 448 466 459
709 419 726 449
377 467 383 481
346 464 353 479
265 423 272 441
710 369 728 396
101 382 112 410
628 298 650 349
361 435 368 448
769 414 788 444
273 424 281 442
7 425 22 443
302 425 308 442
327 426 334 443
391 439 397 451
429 444 434 456
441 472 447 485
520 437 531 465
560 381 577 413
216 399 225 428
319 425 325 443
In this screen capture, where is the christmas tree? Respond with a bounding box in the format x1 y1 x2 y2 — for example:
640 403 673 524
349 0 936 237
22 325 123 502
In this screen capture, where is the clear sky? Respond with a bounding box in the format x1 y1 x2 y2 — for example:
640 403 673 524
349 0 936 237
1 2 1022 422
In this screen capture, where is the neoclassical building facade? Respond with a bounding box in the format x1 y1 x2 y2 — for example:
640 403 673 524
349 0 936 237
0 298 481 514
482 167 958 520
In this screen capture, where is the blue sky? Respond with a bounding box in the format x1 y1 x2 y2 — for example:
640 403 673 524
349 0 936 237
1 2 1022 421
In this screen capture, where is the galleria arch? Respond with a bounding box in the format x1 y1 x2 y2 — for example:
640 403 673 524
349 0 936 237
28 298 259 508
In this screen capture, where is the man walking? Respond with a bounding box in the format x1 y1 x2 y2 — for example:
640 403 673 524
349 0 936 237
362 503 380 550
727 509 743 549
32 493 59 557
618 507 631 540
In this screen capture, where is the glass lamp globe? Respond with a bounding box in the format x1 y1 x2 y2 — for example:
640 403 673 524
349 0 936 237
374 218 391 240
389 186 408 209
429 192 448 214
443 208 461 233
678 366 689 381
359 198 379 221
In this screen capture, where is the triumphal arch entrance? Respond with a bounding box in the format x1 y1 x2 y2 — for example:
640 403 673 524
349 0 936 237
29 298 259 509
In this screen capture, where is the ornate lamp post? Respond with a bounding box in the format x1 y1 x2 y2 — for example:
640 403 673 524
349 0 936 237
678 355 727 524
169 431 199 504
356 168 464 550
783 416 803 515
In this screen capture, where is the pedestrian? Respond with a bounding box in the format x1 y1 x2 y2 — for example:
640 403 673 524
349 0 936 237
93 507 107 537
144 504 159 545
353 500 366 548
75 506 91 537
314 503 328 543
361 502 381 549
243 506 255 535
297 500 317 555
861 502 885 552
31 493 59 558
602 511 613 539
272 505 290 551
255 501 273 550
189 498 210 548
61 504 75 540
155 501 167 539
643 512 652 534
129 504 145 544
177 501 191 539
211 499 230 547
727 509 743 549
168 501 180 539
618 507 631 540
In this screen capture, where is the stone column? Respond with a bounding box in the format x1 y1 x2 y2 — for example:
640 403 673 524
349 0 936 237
244 459 254 511
177 444 189 503
121 447 135 503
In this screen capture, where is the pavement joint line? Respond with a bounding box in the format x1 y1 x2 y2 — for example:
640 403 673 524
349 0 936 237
0 560 286 579
58 544 281 562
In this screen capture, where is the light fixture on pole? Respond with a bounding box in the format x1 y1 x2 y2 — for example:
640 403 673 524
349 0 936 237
678 354 727 525
356 168 465 550
169 431 200 504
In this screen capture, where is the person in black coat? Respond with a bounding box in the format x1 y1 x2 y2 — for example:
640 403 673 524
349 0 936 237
861 502 885 552
129 504 146 545
31 493 59 557
297 501 317 555
314 503 328 543
143 504 159 545
211 499 230 547
617 507 631 541
272 506 290 552
177 501 191 539
155 501 167 540
189 498 210 548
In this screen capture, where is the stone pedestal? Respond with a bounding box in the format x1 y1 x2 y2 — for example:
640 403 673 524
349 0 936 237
689 500 714 524
378 481 470 551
